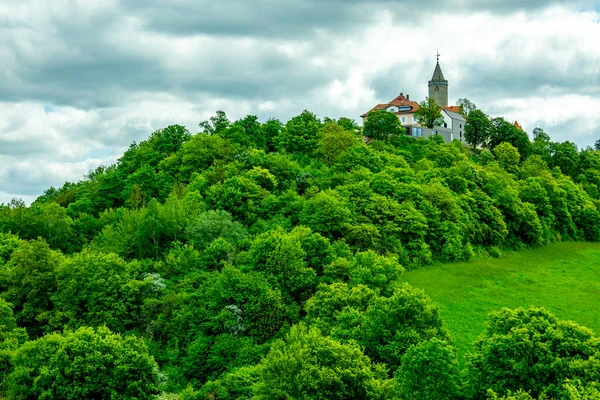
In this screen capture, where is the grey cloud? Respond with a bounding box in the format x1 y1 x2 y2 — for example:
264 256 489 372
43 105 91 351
0 156 116 197
368 60 440 105
0 8 333 109
459 53 600 99
0 139 54 156
120 0 596 38
119 0 367 38
2 0 596 110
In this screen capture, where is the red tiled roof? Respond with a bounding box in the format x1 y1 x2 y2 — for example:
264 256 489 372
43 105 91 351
389 94 420 109
361 94 420 118
514 121 523 131
443 106 462 114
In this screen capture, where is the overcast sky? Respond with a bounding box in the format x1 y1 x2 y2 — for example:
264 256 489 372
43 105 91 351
1 0 600 204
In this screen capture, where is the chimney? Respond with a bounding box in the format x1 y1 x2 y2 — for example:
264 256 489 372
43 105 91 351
406 94 410 101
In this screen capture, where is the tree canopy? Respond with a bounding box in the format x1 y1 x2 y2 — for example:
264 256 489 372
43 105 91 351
0 109 599 398
414 97 445 129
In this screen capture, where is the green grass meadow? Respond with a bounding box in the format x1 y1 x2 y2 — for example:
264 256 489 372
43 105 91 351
403 242 600 358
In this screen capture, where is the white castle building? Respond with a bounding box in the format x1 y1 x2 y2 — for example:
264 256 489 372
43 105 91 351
361 55 466 143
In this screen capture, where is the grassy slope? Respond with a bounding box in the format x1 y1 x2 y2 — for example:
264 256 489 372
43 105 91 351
403 242 600 359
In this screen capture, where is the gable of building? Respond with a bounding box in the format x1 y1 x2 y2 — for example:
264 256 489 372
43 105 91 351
361 94 419 118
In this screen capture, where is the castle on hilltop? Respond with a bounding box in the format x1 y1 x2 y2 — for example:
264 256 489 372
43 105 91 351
361 54 466 143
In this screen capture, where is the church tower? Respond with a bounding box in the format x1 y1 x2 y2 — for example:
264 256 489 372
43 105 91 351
428 52 448 107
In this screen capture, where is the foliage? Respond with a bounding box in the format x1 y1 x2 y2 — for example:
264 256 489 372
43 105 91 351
493 142 520 172
5 326 160 399
363 110 405 142
50 250 152 332
468 307 600 399
185 209 248 250
489 118 532 159
464 109 492 149
414 97 445 129
0 239 62 337
1 108 600 397
396 338 462 400
253 323 392 399
277 110 322 155
457 98 478 116
319 121 360 164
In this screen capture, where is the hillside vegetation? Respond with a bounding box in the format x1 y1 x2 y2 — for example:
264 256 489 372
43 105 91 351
1 110 600 398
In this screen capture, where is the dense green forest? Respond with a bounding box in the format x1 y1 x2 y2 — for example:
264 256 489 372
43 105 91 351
1 108 600 399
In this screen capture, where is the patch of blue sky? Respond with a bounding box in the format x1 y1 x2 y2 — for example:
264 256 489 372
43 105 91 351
88 148 115 159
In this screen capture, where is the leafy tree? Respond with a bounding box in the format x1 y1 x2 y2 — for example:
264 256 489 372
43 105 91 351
200 110 230 135
207 266 291 341
0 299 28 383
179 134 229 181
182 333 265 387
493 142 521 172
0 233 20 267
489 118 532 159
595 138 600 151
233 115 265 148
277 110 321 155
253 323 392 399
196 365 261 400
464 109 492 149
363 109 405 142
395 338 462 400
357 283 450 371
262 118 284 153
468 307 600 399
414 97 445 129
457 98 478 116
549 141 579 176
531 127 552 162
206 176 270 224
299 189 353 239
185 209 248 250
304 282 378 335
348 251 404 296
319 121 360 164
336 117 361 135
5 326 160 399
0 239 62 337
152 124 191 155
247 227 317 302
364 196 431 265
50 250 151 332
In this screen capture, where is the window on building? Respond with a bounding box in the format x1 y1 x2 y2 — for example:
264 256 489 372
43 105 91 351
402 117 406 123
460 124 462 128
444 123 447 128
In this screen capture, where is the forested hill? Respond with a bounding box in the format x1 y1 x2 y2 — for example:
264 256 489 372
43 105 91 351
0 110 599 399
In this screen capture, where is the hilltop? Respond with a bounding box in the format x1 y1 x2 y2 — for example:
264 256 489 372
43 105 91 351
0 110 600 398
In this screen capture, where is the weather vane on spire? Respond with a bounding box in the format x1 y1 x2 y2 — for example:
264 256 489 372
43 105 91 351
436 50 440 62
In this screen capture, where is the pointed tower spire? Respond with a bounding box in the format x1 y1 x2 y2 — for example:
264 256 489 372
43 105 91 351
428 52 449 107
